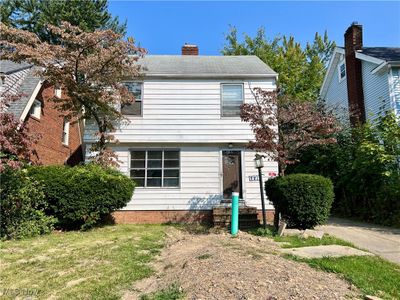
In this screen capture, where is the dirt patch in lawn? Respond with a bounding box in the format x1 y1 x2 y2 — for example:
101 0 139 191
123 228 360 300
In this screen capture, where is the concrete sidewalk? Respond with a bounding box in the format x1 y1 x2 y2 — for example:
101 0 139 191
317 218 400 264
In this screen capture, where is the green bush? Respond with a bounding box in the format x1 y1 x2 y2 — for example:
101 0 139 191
28 164 135 230
265 174 334 229
0 169 56 239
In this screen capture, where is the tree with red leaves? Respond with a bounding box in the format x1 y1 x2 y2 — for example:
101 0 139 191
241 88 340 176
0 93 38 171
0 21 145 167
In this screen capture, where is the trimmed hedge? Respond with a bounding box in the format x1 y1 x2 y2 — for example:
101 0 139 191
265 174 334 229
28 164 135 230
0 169 56 239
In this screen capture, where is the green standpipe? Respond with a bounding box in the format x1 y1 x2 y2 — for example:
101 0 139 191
231 192 239 236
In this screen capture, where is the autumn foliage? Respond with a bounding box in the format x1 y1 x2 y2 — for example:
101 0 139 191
241 88 340 175
0 21 145 166
0 93 38 171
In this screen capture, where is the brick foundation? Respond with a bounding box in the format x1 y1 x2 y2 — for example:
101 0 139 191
112 210 213 224
112 209 275 225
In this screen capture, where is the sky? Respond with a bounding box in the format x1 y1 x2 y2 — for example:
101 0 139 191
108 1 400 55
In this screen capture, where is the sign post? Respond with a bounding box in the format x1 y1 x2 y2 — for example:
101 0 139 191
254 154 267 229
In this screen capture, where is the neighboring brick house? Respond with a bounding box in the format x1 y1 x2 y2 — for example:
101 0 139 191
0 60 83 165
320 23 400 125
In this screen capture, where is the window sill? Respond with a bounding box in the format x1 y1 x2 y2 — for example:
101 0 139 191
29 115 41 122
62 143 69 148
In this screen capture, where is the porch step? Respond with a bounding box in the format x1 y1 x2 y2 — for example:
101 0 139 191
212 205 260 229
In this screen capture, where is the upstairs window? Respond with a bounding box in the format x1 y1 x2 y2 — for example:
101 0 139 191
221 84 244 117
338 62 346 81
30 99 41 119
62 118 70 145
55 86 62 98
121 82 142 116
130 150 180 188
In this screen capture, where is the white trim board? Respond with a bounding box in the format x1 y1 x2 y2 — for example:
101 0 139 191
19 80 44 121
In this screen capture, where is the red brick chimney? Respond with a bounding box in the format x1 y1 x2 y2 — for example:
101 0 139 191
182 44 199 55
344 22 366 125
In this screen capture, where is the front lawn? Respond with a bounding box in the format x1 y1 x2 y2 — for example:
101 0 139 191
248 226 400 299
0 225 165 299
291 255 400 300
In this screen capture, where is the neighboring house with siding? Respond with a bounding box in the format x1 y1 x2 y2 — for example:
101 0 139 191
0 60 83 165
84 45 279 224
320 23 400 125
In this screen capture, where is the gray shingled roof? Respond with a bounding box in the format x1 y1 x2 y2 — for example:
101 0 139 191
1 60 42 119
139 55 277 78
0 60 32 74
360 47 400 62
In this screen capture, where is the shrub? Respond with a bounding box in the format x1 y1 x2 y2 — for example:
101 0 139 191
28 164 135 230
0 169 56 239
265 174 334 229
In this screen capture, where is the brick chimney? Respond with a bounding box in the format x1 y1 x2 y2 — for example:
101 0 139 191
344 22 366 125
182 44 199 55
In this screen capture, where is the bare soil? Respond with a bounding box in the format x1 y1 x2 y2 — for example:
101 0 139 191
123 228 361 300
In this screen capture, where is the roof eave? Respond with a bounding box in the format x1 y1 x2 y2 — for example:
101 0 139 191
143 73 278 79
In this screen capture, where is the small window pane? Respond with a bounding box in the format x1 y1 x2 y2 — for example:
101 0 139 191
131 151 145 159
148 160 162 168
131 169 145 177
121 102 141 115
164 169 179 177
133 178 145 187
164 160 179 168
147 169 161 177
131 160 145 168
163 178 179 187
147 178 162 187
148 151 162 159
164 151 179 159
124 82 142 100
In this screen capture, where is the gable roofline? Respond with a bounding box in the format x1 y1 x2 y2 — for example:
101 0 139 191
19 80 44 121
355 51 385 65
137 55 278 79
320 47 345 100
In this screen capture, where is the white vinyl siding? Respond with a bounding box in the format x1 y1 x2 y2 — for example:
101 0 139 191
361 61 391 121
84 79 275 143
323 59 349 118
106 145 277 211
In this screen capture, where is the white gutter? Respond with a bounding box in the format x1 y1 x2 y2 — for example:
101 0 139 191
19 80 43 121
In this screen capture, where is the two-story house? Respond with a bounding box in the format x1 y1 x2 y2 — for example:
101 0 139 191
0 60 83 165
84 45 279 224
320 23 400 125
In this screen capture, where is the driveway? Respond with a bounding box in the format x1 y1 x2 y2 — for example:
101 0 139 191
317 218 400 264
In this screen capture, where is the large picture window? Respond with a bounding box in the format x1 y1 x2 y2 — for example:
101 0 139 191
130 150 180 188
221 83 244 117
121 82 142 116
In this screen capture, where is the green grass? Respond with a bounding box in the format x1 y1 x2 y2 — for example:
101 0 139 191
248 226 353 248
0 224 165 299
140 283 184 300
197 253 212 260
289 255 400 300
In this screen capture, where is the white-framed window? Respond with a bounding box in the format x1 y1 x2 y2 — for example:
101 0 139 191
121 82 143 116
338 61 346 82
130 150 180 188
29 99 42 119
62 118 70 145
55 86 62 98
221 83 244 117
